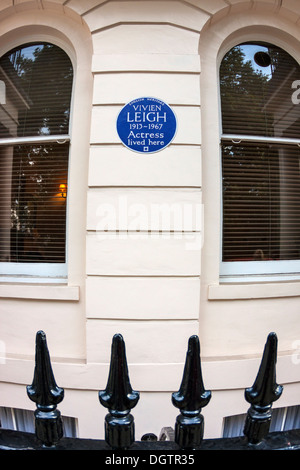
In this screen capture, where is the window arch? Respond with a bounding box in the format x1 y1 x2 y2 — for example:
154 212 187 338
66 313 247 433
0 42 73 278
219 42 300 278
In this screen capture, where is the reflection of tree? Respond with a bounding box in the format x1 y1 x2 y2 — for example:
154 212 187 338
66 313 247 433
222 142 280 261
7 43 73 136
220 46 273 136
1 43 73 262
220 46 280 261
10 143 69 262
221 44 300 262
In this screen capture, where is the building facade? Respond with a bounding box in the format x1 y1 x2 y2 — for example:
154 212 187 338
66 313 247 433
0 0 299 440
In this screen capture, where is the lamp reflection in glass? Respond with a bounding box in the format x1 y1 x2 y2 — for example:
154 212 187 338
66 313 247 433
59 183 67 199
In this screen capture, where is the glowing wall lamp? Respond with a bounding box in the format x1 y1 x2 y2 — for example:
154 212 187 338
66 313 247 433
59 183 67 198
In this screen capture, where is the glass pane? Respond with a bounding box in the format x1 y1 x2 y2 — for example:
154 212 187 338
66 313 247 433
14 408 35 433
220 42 300 138
0 406 14 429
63 416 78 438
222 142 300 262
284 405 300 430
270 407 286 431
0 407 77 437
0 43 73 138
222 413 247 438
0 143 69 264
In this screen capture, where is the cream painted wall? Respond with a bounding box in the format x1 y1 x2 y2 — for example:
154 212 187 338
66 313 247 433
84 0 203 393
0 0 299 441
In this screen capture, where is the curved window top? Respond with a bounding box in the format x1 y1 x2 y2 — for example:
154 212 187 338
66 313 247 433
0 42 73 139
220 42 300 140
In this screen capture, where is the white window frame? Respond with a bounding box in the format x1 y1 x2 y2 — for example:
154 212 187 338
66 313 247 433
198 8 300 302
219 48 300 282
0 44 72 283
0 134 71 281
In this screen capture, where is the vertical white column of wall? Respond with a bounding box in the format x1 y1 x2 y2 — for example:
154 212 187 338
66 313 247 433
83 0 208 437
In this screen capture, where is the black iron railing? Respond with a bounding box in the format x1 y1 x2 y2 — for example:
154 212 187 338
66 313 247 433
0 330 300 451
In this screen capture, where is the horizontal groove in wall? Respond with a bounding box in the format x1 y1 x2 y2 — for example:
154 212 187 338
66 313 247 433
86 231 201 276
86 275 200 320
92 73 200 105
2 352 297 391
87 185 202 189
81 1 214 19
91 103 201 107
92 70 200 75
86 274 200 278
90 21 203 36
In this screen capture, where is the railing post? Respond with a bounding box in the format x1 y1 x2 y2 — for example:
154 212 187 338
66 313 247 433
172 335 211 450
27 331 64 448
244 332 283 445
99 334 140 450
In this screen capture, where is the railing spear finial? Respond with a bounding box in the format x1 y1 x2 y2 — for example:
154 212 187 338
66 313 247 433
99 334 140 450
244 332 283 445
27 330 64 448
172 335 211 450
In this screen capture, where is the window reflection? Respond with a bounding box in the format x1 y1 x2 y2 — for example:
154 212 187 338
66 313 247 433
0 43 72 265
0 43 73 138
222 142 300 262
220 43 300 265
220 43 300 138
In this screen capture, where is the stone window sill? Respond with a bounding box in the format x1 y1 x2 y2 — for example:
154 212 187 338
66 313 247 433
208 281 300 300
0 283 79 301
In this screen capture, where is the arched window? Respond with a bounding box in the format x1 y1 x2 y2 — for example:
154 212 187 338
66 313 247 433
0 42 73 279
220 42 300 279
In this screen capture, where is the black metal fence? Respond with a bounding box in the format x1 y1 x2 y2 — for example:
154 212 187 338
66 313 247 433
0 330 300 451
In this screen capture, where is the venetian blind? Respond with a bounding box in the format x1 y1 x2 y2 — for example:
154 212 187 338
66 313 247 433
223 405 300 438
0 43 73 266
220 43 300 264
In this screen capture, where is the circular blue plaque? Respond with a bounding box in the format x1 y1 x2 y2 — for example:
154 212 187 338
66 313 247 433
116 97 177 154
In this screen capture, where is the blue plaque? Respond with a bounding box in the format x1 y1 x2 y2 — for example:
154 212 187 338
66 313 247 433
116 97 177 153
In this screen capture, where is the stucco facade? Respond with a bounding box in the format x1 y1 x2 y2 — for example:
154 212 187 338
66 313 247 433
0 0 299 440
